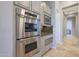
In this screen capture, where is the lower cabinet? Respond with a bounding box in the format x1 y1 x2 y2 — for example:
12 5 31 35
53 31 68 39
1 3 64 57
40 35 53 56
45 37 53 46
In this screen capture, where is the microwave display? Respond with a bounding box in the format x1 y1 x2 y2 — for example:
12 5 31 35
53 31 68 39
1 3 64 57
25 23 37 32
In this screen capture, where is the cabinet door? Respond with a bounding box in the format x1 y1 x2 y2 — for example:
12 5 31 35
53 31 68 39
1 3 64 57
43 2 51 14
14 1 30 9
32 1 41 13
43 3 48 13
47 6 51 14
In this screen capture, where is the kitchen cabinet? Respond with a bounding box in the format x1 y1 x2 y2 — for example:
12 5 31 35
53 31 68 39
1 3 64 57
45 37 53 46
40 34 53 55
40 2 51 26
47 6 51 14
14 1 42 13
43 2 51 14
14 1 30 9
32 1 41 14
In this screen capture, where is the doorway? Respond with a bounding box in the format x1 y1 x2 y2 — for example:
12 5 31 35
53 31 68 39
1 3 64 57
66 17 72 37
66 14 77 38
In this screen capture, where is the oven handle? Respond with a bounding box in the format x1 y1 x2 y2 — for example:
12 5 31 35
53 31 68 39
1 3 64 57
16 35 40 40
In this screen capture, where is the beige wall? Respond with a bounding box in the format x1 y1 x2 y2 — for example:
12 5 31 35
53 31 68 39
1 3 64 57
72 16 76 36
75 14 78 38
0 2 16 57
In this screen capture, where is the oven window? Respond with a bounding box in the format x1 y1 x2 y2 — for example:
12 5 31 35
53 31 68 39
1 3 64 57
44 15 51 25
25 41 37 53
41 26 53 36
25 23 37 32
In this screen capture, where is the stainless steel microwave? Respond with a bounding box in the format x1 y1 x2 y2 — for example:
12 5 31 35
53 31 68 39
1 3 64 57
44 15 51 25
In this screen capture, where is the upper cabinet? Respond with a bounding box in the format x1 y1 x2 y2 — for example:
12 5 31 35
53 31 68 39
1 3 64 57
43 2 51 15
32 1 41 14
14 1 30 9
14 1 51 15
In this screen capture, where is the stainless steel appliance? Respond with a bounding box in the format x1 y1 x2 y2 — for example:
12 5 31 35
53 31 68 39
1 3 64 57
16 36 40 57
15 6 40 39
15 5 41 57
44 15 51 25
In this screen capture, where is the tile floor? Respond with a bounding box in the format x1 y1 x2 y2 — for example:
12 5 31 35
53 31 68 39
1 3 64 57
43 36 79 57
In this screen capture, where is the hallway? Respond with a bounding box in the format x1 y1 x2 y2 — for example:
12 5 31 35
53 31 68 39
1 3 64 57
43 36 79 57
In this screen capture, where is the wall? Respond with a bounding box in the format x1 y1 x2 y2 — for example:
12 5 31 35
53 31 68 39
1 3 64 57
55 2 63 45
72 17 76 36
51 1 63 48
76 6 79 46
63 15 67 38
0 2 15 57
51 2 56 48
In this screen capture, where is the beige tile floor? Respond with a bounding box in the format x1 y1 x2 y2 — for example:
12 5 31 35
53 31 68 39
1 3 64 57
43 36 79 57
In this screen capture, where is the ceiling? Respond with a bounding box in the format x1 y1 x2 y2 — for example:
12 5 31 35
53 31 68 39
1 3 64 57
63 3 78 16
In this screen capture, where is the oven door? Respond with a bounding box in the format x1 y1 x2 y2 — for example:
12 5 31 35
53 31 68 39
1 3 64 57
16 36 40 57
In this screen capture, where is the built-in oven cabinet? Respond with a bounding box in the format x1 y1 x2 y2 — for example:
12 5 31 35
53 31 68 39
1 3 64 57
32 1 41 14
14 1 30 10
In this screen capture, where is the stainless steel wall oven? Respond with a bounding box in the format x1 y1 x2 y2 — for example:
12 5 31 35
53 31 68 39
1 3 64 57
14 4 41 57
15 5 40 39
16 36 40 57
